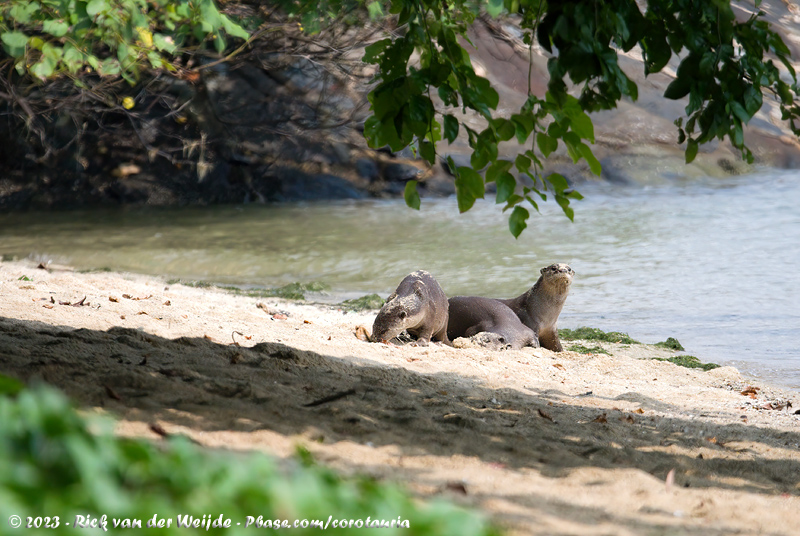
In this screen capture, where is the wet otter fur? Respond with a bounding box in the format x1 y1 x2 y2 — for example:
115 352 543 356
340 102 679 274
447 296 538 350
496 263 574 352
372 270 450 346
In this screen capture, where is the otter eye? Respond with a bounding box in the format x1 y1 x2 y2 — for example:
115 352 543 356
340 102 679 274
399 311 407 319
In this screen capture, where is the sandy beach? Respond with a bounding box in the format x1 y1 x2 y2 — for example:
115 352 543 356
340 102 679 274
1 259 798 535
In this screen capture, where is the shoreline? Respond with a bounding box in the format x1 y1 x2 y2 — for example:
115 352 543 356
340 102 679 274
1 260 799 535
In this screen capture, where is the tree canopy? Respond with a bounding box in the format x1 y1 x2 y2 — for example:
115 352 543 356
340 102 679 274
1 0 798 235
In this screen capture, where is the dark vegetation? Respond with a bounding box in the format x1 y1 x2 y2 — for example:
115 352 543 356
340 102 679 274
559 326 640 345
565 343 611 355
653 355 721 371
655 337 686 351
167 279 331 300
339 293 386 311
560 327 719 370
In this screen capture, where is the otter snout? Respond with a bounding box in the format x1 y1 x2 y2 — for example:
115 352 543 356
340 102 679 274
372 295 423 342
541 263 574 284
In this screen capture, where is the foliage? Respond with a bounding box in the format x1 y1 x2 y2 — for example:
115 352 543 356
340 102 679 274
3 0 799 235
339 293 386 311
654 337 685 351
0 0 248 83
357 0 800 235
559 326 640 345
0 381 500 535
259 282 331 300
652 355 720 371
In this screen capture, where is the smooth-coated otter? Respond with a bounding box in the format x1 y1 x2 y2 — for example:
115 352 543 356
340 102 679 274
447 296 538 350
372 270 450 346
496 263 574 352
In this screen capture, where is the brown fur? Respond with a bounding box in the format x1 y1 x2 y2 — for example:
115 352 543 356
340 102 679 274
372 270 450 346
447 296 538 350
496 263 574 352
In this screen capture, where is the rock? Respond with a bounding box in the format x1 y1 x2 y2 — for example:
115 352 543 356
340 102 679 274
274 172 366 201
382 162 423 182
356 158 380 181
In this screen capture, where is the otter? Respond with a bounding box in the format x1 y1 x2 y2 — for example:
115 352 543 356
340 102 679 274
372 270 450 346
447 296 538 350
496 263 574 352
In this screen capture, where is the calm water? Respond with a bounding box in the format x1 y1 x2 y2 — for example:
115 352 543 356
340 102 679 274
1 170 799 389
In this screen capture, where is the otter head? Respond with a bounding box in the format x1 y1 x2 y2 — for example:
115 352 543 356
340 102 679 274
371 283 427 342
540 263 575 292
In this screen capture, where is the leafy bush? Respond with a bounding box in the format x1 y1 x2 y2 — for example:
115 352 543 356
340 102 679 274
0 0 248 82
0 381 500 535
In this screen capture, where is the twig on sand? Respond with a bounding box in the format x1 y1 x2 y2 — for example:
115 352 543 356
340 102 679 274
303 388 357 408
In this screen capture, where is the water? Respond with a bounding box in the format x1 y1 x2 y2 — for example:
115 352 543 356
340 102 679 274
1 170 799 389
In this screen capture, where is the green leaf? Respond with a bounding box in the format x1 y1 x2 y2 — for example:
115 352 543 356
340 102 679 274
515 154 531 173
419 140 435 164
443 115 459 143
363 115 403 151
9 2 39 23
555 195 575 221
730 101 750 124
86 0 107 17
536 133 558 157
744 86 762 116
546 173 569 192
99 57 121 76
568 111 594 142
30 57 56 79
664 77 691 100
213 32 227 53
404 180 421 210
495 172 516 204
154 33 177 54
685 138 699 163
42 20 70 38
777 81 793 105
1 31 29 57
509 206 529 238
485 159 512 183
487 0 504 17
733 121 744 147
642 32 671 74
367 1 384 19
363 39 391 63
511 113 535 144
493 118 516 141
455 166 484 213
221 15 249 40
563 132 581 163
577 143 602 175
469 76 499 112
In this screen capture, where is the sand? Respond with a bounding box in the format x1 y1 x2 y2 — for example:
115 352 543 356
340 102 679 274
1 260 799 535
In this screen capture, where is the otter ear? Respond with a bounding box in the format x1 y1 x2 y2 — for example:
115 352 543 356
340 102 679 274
386 293 397 302
540 267 547 275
